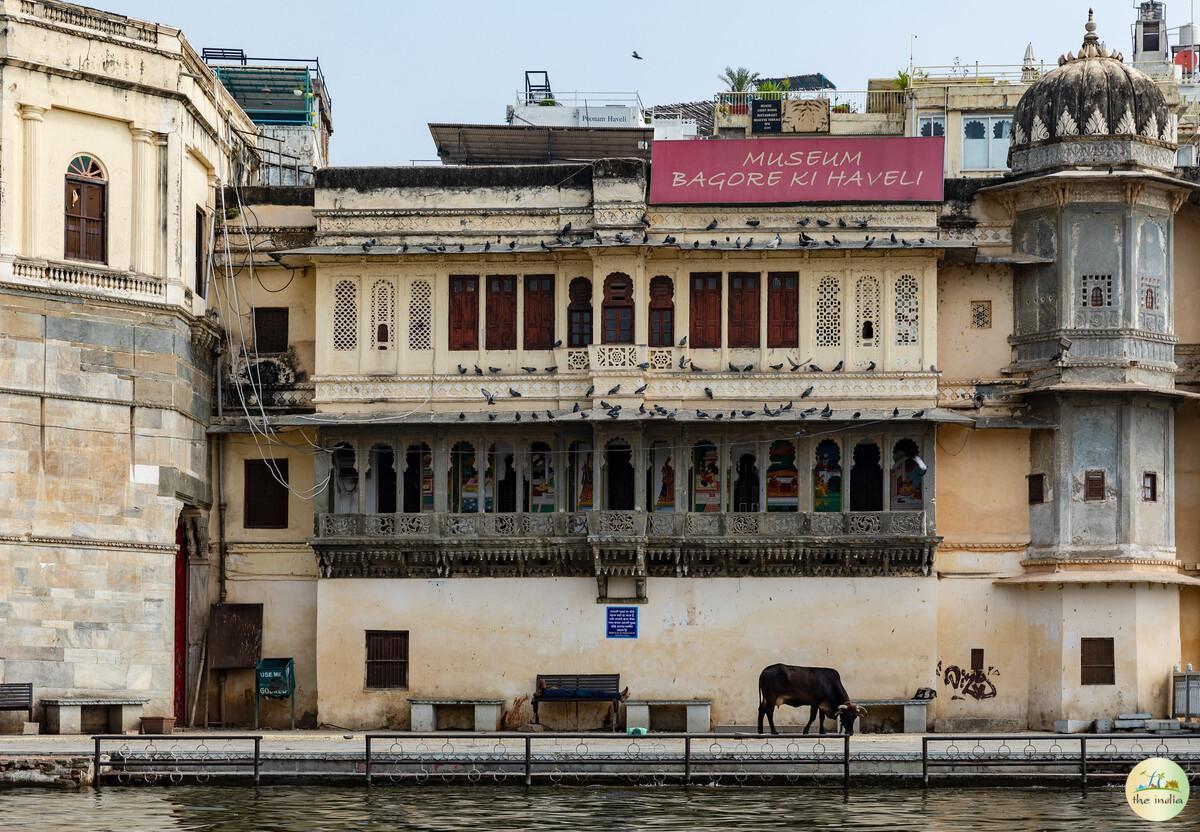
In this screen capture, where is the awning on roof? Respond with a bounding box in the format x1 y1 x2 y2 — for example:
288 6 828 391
429 123 653 165
995 569 1200 587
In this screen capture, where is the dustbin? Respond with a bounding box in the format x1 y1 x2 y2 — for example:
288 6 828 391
255 657 295 729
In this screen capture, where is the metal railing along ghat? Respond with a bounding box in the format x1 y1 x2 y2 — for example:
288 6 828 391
365 731 850 788
922 733 1193 788
92 734 262 785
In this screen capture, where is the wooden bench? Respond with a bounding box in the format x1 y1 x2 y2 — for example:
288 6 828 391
624 699 711 733
0 683 34 724
409 699 503 732
857 698 930 733
533 674 622 728
42 697 149 734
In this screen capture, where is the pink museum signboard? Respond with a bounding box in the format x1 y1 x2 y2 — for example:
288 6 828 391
649 137 945 204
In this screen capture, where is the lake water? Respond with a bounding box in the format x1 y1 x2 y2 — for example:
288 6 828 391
0 784 1180 831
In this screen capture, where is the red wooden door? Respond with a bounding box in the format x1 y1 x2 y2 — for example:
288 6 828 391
448 276 479 350
767 272 798 348
690 273 721 348
728 272 760 348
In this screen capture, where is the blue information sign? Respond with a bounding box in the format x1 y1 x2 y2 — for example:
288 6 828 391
606 606 638 639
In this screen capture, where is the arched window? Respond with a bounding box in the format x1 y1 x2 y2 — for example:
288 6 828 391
813 439 842 512
605 439 635 510
64 154 107 263
330 443 358 514
766 440 798 512
1090 286 1105 308
366 443 396 513
486 441 517 513
602 273 634 344
730 444 759 512
647 440 675 512
1144 286 1157 311
370 279 395 351
568 440 594 510
890 438 926 510
568 277 593 348
690 440 720 512
333 280 359 351
849 440 883 511
449 441 478 513
403 442 434 513
527 441 555 512
648 276 674 347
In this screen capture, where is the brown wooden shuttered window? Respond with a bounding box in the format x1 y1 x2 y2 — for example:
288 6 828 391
602 273 634 344
728 272 760 348
253 307 289 354
523 275 555 350
567 277 593 348
1084 470 1106 501
365 630 409 689
648 276 674 348
1080 637 1115 685
64 179 107 264
244 459 288 529
767 272 799 348
486 275 517 350
690 273 721 349
448 275 479 351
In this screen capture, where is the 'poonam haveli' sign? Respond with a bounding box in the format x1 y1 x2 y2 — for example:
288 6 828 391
649 137 945 204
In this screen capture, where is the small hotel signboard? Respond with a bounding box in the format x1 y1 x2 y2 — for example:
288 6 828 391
750 99 783 134
649 137 944 204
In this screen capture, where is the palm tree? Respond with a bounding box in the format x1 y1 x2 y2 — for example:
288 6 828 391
718 66 759 93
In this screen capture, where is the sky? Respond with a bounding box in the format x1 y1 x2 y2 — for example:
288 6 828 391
103 0 1180 166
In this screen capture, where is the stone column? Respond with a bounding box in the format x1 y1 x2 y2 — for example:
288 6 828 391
130 126 156 274
759 437 768 512
19 105 46 259
432 438 448 513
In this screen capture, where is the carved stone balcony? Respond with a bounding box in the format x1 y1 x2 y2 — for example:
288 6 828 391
311 510 937 579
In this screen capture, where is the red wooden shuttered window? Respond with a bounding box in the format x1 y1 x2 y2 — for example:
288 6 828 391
244 459 288 529
486 275 517 350
690 273 721 348
523 275 555 349
1084 470 1106 501
365 630 409 689
448 275 479 351
767 271 799 348
568 278 593 348
648 276 674 347
728 272 760 348
602 273 634 344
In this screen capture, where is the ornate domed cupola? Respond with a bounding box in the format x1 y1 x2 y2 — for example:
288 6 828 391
1009 9 1176 174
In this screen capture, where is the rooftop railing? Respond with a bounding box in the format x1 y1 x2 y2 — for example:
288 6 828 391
713 89 906 116
515 90 645 110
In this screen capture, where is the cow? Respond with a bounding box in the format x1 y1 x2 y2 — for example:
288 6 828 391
757 664 867 736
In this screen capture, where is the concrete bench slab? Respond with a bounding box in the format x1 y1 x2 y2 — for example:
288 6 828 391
409 699 504 732
857 699 930 733
624 699 712 733
41 698 149 735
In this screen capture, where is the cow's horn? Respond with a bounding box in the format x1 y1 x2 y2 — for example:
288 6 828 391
855 705 868 716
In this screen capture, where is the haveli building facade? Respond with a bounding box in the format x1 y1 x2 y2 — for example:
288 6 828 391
3 1 1200 732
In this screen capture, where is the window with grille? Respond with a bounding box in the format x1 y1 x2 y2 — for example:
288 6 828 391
64 154 107 264
567 277 592 348
690 273 721 348
1027 473 1046 504
523 275 555 350
365 630 409 689
815 275 842 347
970 300 992 329
767 272 798 348
1080 274 1113 308
728 272 760 348
244 459 288 529
648 276 674 348
1080 637 1115 686
408 280 432 350
332 280 359 351
449 275 479 351
486 275 517 349
894 274 920 345
370 279 395 351
602 273 634 344
1143 472 1158 502
253 307 289 354
855 276 880 348
1084 470 1106 501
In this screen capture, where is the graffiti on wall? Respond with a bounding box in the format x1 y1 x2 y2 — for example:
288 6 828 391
936 660 999 701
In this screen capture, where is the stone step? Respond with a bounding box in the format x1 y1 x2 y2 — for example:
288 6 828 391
1147 719 1183 732
1117 712 1153 720
1114 718 1148 729
1054 719 1093 734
